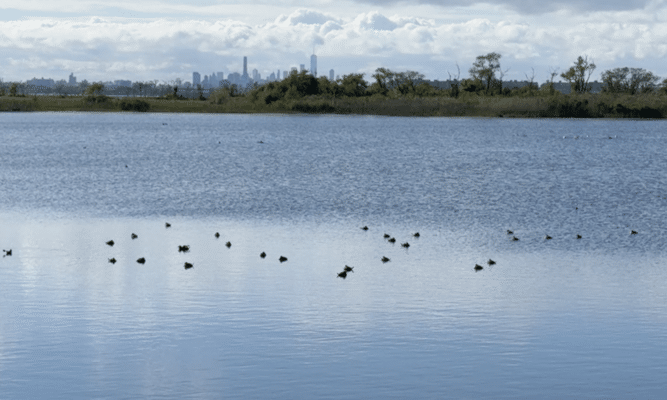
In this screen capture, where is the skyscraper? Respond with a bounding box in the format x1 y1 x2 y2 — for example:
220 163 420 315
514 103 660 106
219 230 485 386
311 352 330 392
69 73 76 86
277 70 281 80
300 64 305 72
193 72 201 86
329 69 334 81
243 56 248 78
310 54 317 77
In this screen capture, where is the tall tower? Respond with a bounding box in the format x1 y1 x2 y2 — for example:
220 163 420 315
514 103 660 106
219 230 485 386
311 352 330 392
310 53 317 77
329 69 334 81
193 72 201 86
243 56 248 77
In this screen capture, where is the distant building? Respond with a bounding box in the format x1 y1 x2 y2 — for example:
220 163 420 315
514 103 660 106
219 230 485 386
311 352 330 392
310 54 317 77
329 69 334 81
210 73 218 88
217 72 224 84
269 72 276 81
27 77 55 88
193 72 201 86
68 73 77 86
113 80 132 87
283 70 288 79
277 70 281 80
243 56 248 78
252 69 259 82
227 72 241 86
291 67 298 75
300 64 305 73
203 75 209 88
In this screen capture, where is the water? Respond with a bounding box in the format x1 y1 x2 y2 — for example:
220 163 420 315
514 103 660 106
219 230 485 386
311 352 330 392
1 113 666 398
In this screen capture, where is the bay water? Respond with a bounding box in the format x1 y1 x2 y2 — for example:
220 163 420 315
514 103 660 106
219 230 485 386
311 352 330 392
1 113 666 398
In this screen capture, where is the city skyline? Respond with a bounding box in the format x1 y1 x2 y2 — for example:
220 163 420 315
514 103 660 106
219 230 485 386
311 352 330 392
1 3 666 83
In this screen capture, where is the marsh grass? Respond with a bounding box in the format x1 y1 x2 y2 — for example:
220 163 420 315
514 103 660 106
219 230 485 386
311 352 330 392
0 93 665 118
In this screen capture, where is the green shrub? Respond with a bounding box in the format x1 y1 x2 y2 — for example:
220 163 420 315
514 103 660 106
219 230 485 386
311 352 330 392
120 99 150 112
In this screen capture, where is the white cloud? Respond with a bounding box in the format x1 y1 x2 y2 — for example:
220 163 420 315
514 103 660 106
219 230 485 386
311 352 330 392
1 7 667 83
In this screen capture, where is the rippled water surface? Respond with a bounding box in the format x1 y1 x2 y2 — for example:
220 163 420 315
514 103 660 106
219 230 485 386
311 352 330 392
1 113 667 399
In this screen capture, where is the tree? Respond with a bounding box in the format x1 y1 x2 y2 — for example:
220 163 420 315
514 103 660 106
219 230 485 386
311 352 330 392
601 67 659 95
78 80 90 95
469 52 502 93
9 83 18 97
85 83 105 96
560 56 596 94
448 63 461 98
371 67 393 95
338 73 367 97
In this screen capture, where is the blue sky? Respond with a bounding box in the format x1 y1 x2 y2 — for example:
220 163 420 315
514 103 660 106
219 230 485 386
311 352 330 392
1 0 666 84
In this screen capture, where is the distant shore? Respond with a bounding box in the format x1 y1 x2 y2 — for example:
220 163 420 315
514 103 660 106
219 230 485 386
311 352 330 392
1 93 665 118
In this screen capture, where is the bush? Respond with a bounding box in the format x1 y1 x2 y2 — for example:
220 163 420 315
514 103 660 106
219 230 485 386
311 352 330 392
120 99 150 112
290 101 335 113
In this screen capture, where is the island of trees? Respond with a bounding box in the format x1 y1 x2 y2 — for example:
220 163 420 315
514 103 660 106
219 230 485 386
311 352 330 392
1 54 666 118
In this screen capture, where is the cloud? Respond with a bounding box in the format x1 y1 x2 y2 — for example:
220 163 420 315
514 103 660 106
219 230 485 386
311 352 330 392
1 7 666 83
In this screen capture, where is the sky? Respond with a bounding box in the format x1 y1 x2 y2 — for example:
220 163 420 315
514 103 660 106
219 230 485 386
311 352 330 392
1 0 666 84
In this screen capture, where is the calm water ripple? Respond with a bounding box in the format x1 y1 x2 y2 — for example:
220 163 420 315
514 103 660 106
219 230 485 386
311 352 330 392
1 113 667 398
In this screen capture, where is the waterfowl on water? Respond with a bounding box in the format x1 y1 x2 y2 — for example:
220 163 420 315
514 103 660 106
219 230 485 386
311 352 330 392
131 233 138 239
413 232 420 237
512 236 519 241
260 252 266 258
215 232 220 238
507 230 513 235
361 226 369 231
108 258 116 264
344 265 354 272
226 241 232 248
3 249 12 256
184 262 193 270
388 237 396 243
279 256 288 263
381 256 390 263
545 235 552 240
165 222 171 228
337 271 347 279
487 259 496 265
576 234 582 239
474 264 484 271
384 234 390 238
401 242 410 248
631 230 638 235
106 240 114 247
178 245 190 253
136 257 146 264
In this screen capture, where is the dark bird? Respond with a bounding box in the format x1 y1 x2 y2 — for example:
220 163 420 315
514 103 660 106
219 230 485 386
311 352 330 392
413 232 420 237
106 240 114 247
260 252 266 258
631 230 638 235
545 235 552 240
131 233 138 239
474 264 484 271
512 236 519 241
388 237 396 243
108 258 116 264
165 222 171 228
487 259 496 265
279 256 288 263
184 262 193 270
136 257 146 264
337 271 347 279
381 256 390 263
344 265 354 272
226 241 232 248
3 249 12 256
576 234 582 239
507 230 513 234
178 245 190 253
384 233 390 238
215 232 220 238
258 140 264 144
401 242 410 248
361 226 369 231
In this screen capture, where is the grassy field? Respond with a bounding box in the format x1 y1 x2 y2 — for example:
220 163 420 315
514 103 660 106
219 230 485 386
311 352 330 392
1 93 666 118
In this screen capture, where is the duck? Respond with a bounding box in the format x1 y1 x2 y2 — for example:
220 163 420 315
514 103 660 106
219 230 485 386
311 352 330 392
178 245 190 253
506 230 513 235
631 230 638 235
361 226 369 231
474 264 484 271
413 232 420 237
545 235 552 240
388 237 396 243
215 232 220 238
401 242 410 248
279 256 288 263
106 240 114 247
383 233 390 238
381 256 390 263
487 259 496 265
108 257 117 264
260 252 266 258
337 271 347 279
165 222 171 228
226 241 232 248
3 249 12 256
576 234 582 239
344 265 354 272
136 257 146 264
184 262 193 270
511 236 519 241
131 233 138 239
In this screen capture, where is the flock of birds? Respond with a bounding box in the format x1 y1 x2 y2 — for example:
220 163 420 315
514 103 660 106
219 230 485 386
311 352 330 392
104 222 290 271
